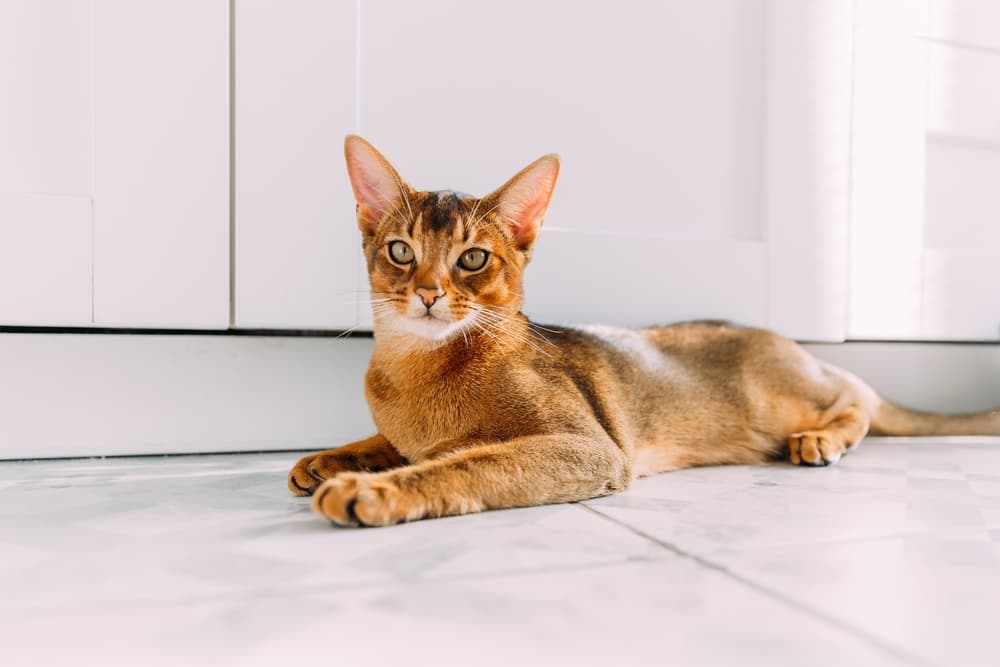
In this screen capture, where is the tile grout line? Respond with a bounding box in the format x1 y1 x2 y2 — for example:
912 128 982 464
577 503 937 667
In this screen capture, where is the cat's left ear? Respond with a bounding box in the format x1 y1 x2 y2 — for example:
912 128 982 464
485 154 560 251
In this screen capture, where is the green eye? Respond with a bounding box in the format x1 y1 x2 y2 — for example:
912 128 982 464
388 241 414 264
458 248 489 271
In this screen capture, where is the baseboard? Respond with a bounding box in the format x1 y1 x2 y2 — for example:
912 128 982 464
803 342 1000 413
0 333 376 460
1 333 997 460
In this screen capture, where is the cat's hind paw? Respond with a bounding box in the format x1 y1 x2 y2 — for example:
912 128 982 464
787 431 849 467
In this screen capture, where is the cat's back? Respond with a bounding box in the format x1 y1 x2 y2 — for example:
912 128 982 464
536 318 795 383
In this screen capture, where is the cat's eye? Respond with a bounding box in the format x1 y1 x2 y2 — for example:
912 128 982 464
458 248 489 271
388 241 414 265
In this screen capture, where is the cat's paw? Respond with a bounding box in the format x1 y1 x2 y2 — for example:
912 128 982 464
288 451 352 496
312 473 415 527
788 431 852 466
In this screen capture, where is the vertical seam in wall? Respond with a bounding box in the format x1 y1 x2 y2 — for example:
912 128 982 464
228 0 237 328
354 0 363 327
844 0 858 340
918 15 931 341
90 0 97 324
355 0 362 135
760 0 770 330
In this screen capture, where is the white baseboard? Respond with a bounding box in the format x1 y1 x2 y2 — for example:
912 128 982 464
0 333 376 460
803 342 1000 413
1 333 997 460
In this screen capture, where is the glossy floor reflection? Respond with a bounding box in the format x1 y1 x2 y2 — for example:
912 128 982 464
3 437 1000 666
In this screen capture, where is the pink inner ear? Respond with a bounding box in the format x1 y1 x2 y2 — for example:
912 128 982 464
347 158 392 211
512 196 549 246
501 157 559 249
352 168 390 221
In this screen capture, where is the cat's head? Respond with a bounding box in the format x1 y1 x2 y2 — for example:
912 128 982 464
344 135 559 344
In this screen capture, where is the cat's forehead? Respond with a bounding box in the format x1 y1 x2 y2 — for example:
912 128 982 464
413 190 472 230
400 189 492 242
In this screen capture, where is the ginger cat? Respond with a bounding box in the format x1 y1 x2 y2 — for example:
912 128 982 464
289 135 1000 527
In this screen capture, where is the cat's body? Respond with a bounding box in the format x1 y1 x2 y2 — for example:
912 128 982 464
289 136 1000 526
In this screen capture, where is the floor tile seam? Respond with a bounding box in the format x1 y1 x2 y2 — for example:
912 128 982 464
0 555 676 620
578 504 939 667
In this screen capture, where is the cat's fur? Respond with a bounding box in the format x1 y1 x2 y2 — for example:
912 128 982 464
289 135 1000 527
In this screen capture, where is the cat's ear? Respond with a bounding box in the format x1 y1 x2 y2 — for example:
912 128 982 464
344 135 413 234
485 154 560 251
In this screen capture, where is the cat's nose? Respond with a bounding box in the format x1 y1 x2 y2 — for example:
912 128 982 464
415 286 444 308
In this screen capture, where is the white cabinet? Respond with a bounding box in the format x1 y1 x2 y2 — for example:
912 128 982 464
241 0 853 340
0 0 93 326
0 196 92 325
233 0 359 330
362 0 775 330
850 0 1000 340
93 0 230 328
0 0 230 328
2 0 996 340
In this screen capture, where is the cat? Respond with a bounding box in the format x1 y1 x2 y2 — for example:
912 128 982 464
288 135 1000 527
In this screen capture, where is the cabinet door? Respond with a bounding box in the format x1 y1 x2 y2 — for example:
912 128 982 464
1 0 229 329
0 0 93 325
359 0 853 340
233 0 359 330
850 0 1000 340
92 0 230 328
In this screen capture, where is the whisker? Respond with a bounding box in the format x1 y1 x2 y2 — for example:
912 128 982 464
469 306 553 358
471 306 558 351
476 300 564 335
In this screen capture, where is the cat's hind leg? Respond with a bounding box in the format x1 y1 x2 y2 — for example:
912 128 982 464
288 434 407 496
743 331 879 467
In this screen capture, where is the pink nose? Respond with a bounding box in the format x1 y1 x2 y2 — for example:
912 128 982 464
415 287 443 308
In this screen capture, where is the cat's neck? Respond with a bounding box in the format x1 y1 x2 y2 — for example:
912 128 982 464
371 314 531 381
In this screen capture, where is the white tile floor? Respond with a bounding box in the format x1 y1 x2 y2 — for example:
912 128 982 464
3 437 1000 667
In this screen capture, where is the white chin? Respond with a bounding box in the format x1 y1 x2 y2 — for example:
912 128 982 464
393 315 467 342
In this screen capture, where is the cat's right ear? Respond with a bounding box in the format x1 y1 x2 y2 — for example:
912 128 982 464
344 135 412 235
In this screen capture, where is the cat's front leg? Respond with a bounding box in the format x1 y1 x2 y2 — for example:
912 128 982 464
287 434 408 496
311 435 632 526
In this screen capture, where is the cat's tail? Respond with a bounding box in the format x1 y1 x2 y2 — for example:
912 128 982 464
869 399 1000 436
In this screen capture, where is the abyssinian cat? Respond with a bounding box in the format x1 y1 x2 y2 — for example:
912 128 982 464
289 135 1000 527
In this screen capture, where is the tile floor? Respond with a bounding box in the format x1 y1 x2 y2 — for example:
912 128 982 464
3 437 1000 667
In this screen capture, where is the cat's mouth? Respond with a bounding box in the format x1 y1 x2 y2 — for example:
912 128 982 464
391 310 469 342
